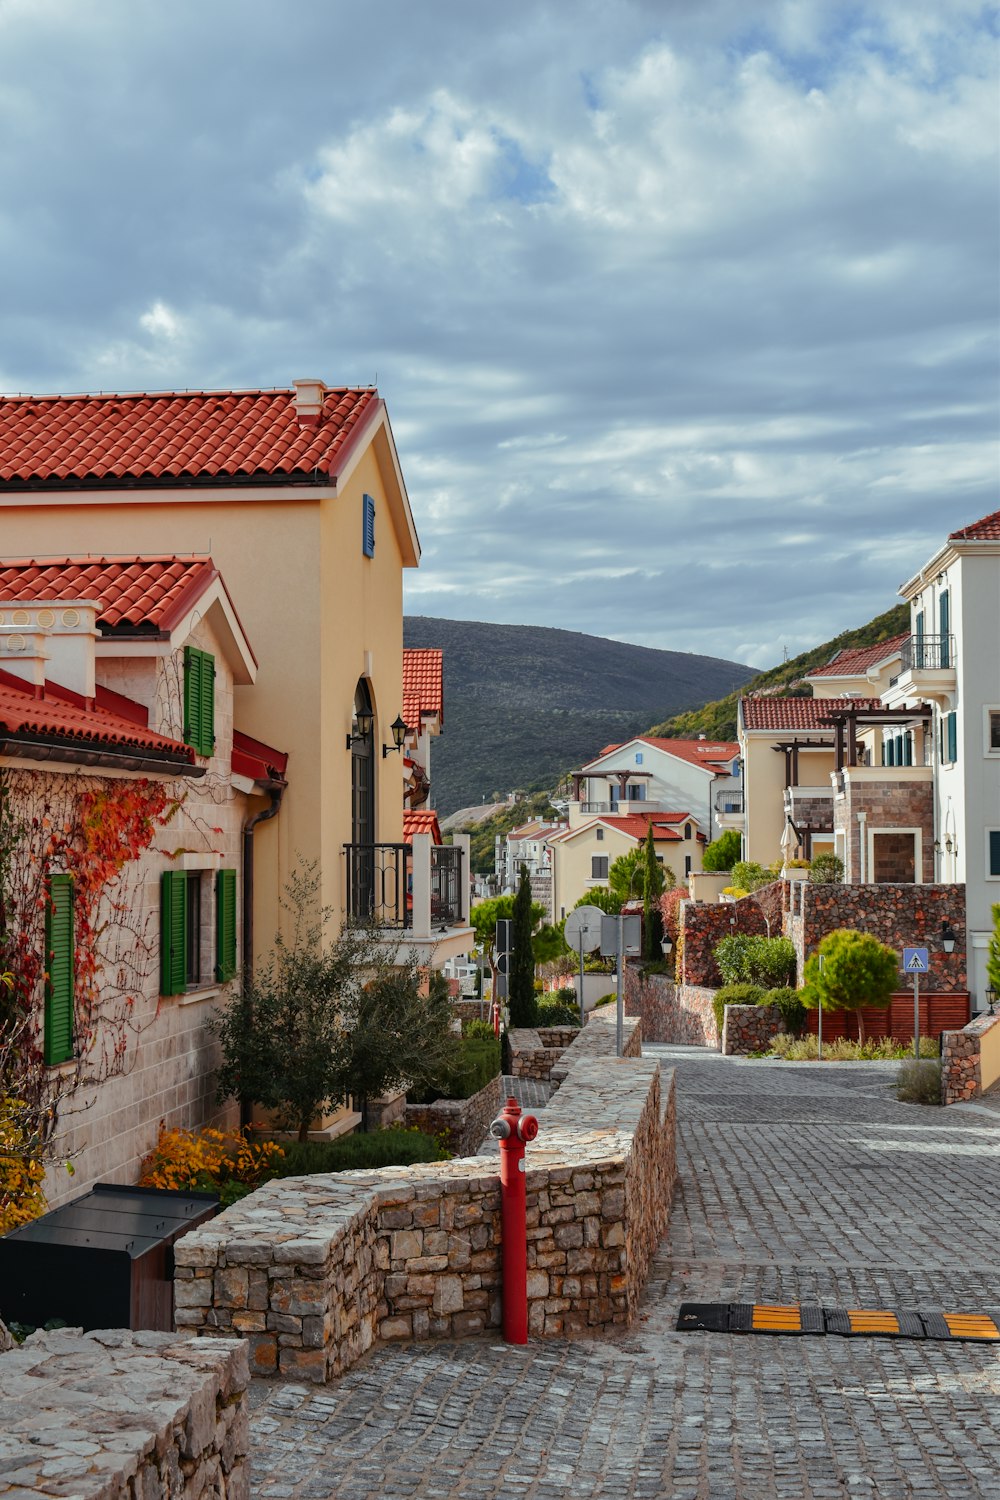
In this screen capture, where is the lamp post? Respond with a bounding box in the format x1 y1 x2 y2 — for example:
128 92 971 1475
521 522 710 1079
817 953 825 1061
987 987 996 1017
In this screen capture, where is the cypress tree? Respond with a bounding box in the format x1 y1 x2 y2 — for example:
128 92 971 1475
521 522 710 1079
642 824 664 960
509 863 537 1026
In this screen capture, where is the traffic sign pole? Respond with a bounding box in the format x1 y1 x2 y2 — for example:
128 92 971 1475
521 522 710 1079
817 953 825 1061
902 949 929 1059
616 913 624 1057
578 931 585 1028
913 970 920 1060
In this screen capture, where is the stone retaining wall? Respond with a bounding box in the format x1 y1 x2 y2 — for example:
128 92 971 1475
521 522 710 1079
722 1003 784 1056
0 1327 249 1498
404 1074 504 1157
549 1012 642 1088
508 1026 579 1080
624 972 718 1046
799 883 966 990
675 985 720 1047
941 1012 1000 1104
174 1010 674 1383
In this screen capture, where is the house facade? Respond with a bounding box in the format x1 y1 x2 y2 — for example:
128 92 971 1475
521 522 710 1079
549 810 705 919
0 557 286 1205
566 736 740 844
0 383 471 967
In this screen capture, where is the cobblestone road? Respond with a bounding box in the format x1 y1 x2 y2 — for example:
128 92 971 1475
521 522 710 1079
250 1046 1000 1499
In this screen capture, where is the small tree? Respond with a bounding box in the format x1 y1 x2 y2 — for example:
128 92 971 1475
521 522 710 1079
809 853 844 884
575 886 620 915
508 865 537 1027
703 829 741 872
335 966 457 1131
986 903 1000 998
609 848 644 907
802 929 898 1042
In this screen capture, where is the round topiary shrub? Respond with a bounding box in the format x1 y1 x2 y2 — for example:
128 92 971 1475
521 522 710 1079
763 986 807 1036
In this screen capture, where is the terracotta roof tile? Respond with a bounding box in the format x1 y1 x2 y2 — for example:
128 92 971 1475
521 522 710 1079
583 737 739 773
0 556 218 631
403 809 442 844
402 648 444 728
0 666 196 765
231 728 289 785
741 696 882 731
949 509 1000 542
807 633 909 679
0 387 378 487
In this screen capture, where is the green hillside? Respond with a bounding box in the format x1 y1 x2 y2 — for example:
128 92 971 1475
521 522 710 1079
646 603 910 742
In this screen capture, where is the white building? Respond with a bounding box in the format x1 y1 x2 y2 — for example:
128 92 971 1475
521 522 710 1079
567 736 740 843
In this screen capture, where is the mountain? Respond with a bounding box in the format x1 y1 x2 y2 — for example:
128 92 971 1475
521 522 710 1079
403 617 755 815
645 603 911 742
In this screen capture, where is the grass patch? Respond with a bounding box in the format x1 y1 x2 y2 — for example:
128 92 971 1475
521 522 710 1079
896 1059 942 1105
766 1033 941 1062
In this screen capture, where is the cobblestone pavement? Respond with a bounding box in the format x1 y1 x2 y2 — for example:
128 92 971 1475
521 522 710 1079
250 1045 1000 1499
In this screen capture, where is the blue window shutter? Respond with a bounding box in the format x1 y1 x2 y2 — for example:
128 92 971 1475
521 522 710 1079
363 493 376 558
44 875 74 1066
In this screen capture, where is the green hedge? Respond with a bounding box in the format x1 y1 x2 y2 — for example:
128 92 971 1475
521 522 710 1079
536 999 581 1027
712 983 766 1038
275 1127 451 1176
408 1035 501 1104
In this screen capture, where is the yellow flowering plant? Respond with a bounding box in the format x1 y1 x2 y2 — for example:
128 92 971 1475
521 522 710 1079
0 1098 47 1234
138 1124 284 1204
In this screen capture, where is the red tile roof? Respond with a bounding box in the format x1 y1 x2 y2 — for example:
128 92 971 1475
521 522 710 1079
553 811 697 845
231 729 288 785
584 737 739 773
0 556 222 632
949 509 1000 542
806 633 909 679
402 648 444 729
0 666 196 767
741 696 882 731
0 387 378 487
403 808 442 844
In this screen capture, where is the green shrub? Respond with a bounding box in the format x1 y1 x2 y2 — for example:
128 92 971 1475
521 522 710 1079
764 986 806 1036
731 861 780 893
702 829 742 872
712 982 766 1037
408 1035 501 1104
274 1127 452 1176
896 1059 942 1105
594 992 616 1008
463 1018 496 1041
536 999 581 1027
809 852 844 884
715 934 796 988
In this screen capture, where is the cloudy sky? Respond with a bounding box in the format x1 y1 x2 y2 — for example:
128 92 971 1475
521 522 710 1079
1 0 996 668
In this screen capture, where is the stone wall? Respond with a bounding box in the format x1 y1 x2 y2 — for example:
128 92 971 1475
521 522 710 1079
722 1003 784 1056
0 1327 249 1498
624 971 717 1046
799 882 966 990
174 1010 674 1383
404 1074 504 1157
834 775 935 884
549 1012 642 1088
941 1012 1000 1104
680 895 767 987
508 1026 578 1080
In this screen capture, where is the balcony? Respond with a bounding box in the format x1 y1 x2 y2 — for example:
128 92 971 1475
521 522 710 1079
885 634 956 705
713 789 745 831
343 834 473 963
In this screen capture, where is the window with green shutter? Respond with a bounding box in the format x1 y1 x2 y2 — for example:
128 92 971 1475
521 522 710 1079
44 874 74 1066
160 869 188 996
183 646 216 757
215 869 237 982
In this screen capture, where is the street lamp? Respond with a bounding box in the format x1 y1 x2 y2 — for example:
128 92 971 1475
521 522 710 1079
940 920 957 954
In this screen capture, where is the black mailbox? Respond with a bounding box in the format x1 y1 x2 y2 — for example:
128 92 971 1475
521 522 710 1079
0 1182 218 1332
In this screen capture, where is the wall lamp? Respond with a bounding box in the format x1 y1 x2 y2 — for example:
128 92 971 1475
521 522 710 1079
660 934 673 956
940 920 957 954
346 708 375 750
382 715 408 758
986 986 996 1016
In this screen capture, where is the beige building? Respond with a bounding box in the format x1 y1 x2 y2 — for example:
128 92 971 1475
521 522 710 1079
0 383 471 966
549 811 705 919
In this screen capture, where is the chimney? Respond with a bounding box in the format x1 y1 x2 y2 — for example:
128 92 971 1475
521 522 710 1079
0 602 98 699
292 379 326 426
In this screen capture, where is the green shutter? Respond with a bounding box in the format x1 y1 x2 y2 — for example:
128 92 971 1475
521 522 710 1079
183 647 216 757
44 874 74 1065
161 870 188 995
215 868 237 982
947 710 958 764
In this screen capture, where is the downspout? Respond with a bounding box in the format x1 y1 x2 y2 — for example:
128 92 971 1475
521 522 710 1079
240 780 286 1129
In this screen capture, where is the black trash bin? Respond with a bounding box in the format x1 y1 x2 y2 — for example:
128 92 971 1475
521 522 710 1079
0 1182 218 1332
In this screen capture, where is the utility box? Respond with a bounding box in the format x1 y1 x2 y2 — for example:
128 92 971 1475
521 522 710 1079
0 1183 218 1332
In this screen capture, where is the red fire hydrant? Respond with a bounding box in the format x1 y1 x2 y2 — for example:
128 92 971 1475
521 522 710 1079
489 1096 539 1344
491 1000 501 1038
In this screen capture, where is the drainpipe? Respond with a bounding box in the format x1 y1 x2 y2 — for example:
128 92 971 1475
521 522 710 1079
240 780 286 1128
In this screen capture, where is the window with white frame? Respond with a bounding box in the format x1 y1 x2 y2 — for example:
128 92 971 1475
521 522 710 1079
984 708 1000 755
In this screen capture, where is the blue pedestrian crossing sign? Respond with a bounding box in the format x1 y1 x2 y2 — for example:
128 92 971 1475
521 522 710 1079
903 947 929 973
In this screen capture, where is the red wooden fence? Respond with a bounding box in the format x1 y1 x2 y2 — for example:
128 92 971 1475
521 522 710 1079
803 992 969 1043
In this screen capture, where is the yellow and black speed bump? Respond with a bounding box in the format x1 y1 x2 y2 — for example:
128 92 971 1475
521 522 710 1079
675 1303 1000 1343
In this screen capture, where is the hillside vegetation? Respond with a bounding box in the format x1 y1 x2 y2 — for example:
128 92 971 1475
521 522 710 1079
646 603 910 742
404 616 754 815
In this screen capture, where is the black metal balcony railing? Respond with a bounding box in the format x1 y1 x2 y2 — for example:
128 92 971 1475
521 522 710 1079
344 843 409 927
900 634 954 673
715 791 744 814
344 842 466 931
430 844 464 928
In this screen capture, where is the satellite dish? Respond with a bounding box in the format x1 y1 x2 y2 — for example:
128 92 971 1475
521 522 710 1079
564 905 604 953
